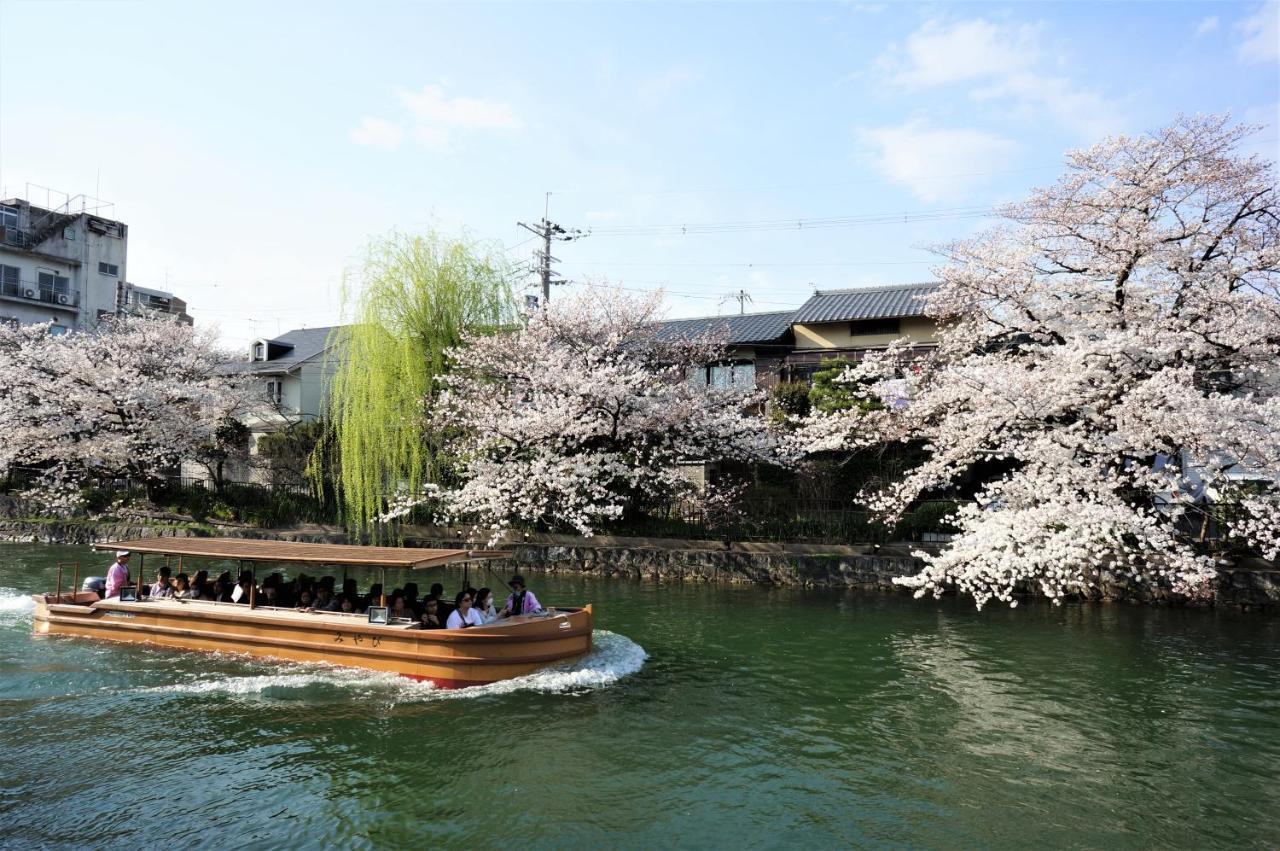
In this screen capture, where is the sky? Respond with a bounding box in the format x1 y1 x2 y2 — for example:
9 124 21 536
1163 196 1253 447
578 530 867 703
1 0 1276 350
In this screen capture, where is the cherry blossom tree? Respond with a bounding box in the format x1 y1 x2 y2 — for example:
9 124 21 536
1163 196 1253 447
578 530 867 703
792 115 1280 608
0 316 245 511
390 287 774 539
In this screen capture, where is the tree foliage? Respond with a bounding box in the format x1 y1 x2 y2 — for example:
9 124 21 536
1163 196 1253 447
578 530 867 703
0 316 243 511
387 288 775 540
791 115 1280 608
324 231 516 535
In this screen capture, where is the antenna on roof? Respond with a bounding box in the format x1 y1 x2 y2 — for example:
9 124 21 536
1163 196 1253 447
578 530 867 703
721 289 753 315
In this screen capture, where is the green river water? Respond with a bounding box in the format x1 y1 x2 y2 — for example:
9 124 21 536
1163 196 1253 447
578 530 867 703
0 543 1277 849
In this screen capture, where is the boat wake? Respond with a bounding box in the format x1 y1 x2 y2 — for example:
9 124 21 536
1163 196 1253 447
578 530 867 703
0 588 35 623
142 629 647 702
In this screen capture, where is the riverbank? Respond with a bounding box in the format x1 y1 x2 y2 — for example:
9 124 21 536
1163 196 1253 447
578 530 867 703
1 517 1276 609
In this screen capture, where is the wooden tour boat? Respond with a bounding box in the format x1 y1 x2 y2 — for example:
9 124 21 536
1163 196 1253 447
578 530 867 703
31 538 593 689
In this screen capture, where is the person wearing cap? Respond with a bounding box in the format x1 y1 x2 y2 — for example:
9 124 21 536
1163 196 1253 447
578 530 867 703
500 575 543 619
105 551 132 599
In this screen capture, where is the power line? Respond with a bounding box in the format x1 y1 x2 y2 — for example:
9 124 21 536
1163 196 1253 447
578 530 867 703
584 205 996 237
517 196 587 304
561 259 934 268
547 165 1063 198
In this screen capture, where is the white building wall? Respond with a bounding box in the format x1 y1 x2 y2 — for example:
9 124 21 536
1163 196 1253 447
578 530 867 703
0 201 130 331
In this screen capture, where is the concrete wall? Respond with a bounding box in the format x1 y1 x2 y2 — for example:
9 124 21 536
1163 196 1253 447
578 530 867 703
793 316 937 350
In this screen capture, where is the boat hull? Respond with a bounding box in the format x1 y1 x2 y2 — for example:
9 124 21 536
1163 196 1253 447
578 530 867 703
32 594 593 688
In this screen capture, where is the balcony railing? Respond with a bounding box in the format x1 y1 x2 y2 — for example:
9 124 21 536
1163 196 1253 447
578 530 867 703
0 278 80 308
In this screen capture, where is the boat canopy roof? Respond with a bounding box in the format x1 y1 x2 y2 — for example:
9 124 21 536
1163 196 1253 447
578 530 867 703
92 537 509 569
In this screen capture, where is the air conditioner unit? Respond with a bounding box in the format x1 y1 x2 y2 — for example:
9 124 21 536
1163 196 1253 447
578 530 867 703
23 288 35 299
57 294 69 305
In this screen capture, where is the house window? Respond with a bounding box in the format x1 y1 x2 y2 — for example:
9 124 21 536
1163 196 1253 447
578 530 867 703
849 317 901 336
0 205 17 230
707 361 756 389
252 342 266 361
0 265 19 296
37 270 70 299
98 262 119 277
265 379 283 405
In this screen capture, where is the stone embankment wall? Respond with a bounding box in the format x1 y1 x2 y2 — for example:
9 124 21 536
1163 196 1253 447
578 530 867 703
1 519 1276 610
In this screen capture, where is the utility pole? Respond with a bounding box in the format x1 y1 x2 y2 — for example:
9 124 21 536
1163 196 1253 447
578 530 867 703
517 194 585 305
722 289 753 315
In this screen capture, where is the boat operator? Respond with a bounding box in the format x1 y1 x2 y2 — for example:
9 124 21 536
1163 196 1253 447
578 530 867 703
105 551 132 599
500 575 543 618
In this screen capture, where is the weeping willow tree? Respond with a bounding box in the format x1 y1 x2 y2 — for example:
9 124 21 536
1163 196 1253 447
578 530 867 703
318 231 517 537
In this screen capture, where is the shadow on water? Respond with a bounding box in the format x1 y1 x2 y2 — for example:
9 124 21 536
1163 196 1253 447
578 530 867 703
0 543 1278 849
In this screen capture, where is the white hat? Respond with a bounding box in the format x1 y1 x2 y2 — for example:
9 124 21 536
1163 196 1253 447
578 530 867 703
116 550 131 558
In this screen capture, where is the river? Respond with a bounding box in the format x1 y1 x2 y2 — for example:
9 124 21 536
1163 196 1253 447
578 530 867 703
1 543 1277 849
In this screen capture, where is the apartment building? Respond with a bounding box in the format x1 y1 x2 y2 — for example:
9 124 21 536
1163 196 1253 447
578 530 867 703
0 193 191 331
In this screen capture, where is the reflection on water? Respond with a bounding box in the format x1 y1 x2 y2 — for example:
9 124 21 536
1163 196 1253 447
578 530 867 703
1 544 1278 849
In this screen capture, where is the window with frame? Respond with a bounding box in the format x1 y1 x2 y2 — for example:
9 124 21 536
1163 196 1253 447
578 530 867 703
37 270 70 297
0 206 17 230
0 265 19 295
252 342 266 361
98 262 119 277
849 317 901 336
707 361 757 389
265 379 283 406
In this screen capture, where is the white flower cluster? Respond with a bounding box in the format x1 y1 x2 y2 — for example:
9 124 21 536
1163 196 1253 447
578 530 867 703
405 287 774 543
0 316 247 508
793 115 1280 607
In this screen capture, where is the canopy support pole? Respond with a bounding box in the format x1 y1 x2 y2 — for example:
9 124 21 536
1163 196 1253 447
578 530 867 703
380 567 387 608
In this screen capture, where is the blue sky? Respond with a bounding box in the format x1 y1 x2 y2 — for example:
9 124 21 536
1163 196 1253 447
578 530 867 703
1 0 1276 348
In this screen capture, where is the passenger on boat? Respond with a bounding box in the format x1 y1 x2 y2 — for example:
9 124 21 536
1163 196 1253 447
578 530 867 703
259 585 279 606
209 577 234 603
430 583 448 614
192 570 211 599
295 589 314 611
339 595 356 614
173 573 198 599
500 575 543 618
389 593 412 620
364 583 383 610
342 578 359 602
150 565 173 598
104 551 131 599
475 588 498 624
313 586 341 612
404 582 420 613
233 571 256 604
419 597 443 629
446 591 484 629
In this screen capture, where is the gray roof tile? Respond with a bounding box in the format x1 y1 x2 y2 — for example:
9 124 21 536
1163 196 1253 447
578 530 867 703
652 310 794 345
792 283 939 323
227 325 345 374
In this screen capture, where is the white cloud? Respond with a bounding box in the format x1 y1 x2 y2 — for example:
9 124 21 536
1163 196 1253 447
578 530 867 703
876 17 1120 137
861 120 1019 202
1195 15 1220 36
396 84 523 130
351 85 524 151
1238 0 1279 63
881 18 1042 88
348 117 404 150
